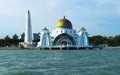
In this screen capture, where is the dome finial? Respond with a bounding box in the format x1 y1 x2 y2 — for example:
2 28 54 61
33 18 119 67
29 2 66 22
63 16 65 19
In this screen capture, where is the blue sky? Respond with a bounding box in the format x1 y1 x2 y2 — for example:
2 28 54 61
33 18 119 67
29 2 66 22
0 0 120 38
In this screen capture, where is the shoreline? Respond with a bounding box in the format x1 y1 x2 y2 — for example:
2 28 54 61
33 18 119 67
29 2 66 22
104 47 120 50
0 47 120 50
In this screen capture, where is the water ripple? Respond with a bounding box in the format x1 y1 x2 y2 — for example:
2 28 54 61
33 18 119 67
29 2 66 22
0 50 120 75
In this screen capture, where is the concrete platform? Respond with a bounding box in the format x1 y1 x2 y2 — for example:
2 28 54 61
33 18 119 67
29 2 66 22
39 46 104 50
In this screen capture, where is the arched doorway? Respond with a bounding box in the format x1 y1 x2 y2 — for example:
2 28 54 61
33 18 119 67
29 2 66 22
53 33 76 46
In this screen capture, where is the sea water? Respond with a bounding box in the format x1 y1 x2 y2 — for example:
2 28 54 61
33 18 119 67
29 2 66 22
0 49 120 75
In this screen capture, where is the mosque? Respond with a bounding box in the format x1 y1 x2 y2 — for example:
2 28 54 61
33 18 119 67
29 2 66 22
24 10 93 49
37 16 89 48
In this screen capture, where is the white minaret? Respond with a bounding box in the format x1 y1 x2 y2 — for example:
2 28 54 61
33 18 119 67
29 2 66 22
24 10 32 45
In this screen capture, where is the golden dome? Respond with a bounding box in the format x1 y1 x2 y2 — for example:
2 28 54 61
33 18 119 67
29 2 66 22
56 16 73 29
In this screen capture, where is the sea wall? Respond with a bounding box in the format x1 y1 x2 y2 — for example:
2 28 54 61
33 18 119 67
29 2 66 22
0 47 120 50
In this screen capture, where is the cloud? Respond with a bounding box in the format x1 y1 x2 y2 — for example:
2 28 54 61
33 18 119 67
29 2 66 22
0 0 120 38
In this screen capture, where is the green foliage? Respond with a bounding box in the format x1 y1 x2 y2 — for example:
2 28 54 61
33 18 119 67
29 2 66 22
89 35 120 47
19 44 24 49
0 39 23 47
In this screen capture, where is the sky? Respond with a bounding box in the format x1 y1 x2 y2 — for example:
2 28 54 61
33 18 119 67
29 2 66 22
0 0 120 39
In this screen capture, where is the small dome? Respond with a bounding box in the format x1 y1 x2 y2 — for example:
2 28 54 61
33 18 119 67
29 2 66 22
56 16 73 29
42 27 48 30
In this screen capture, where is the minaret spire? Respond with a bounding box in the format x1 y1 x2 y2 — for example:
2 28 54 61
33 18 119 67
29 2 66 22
24 10 32 45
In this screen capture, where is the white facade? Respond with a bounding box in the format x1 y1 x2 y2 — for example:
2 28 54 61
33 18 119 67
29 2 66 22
51 28 76 40
24 10 33 47
78 27 89 47
37 28 51 47
37 17 89 47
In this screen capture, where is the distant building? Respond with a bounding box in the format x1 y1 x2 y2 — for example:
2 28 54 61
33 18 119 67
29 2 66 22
13 34 18 40
21 33 25 40
5 35 10 40
104 36 114 39
33 33 40 40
